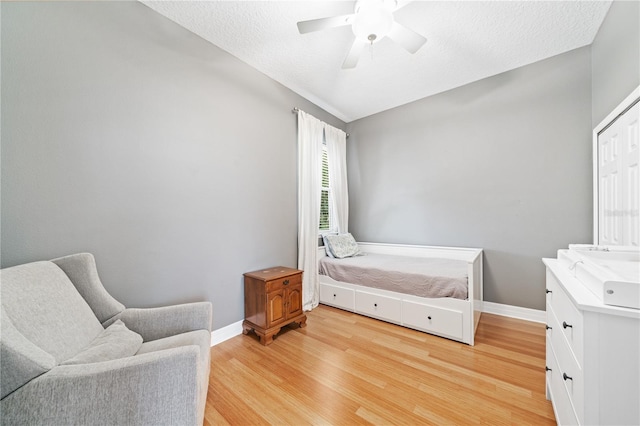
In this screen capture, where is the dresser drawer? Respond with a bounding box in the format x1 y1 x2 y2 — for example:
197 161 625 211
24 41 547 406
547 303 584 424
355 290 402 324
265 274 302 292
547 337 580 426
546 270 584 367
320 282 355 311
402 300 463 340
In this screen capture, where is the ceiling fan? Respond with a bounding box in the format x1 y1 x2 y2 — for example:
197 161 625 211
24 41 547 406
297 0 427 69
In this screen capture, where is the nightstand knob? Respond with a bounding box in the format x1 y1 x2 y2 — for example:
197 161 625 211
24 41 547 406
333 293 336 298
374 303 378 308
428 316 432 320
283 279 289 285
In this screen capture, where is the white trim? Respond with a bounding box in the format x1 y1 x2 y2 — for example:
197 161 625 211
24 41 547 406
209 303 546 348
592 85 640 244
481 301 546 323
210 320 243 347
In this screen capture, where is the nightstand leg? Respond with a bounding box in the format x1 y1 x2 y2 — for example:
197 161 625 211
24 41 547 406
261 329 279 345
242 322 252 335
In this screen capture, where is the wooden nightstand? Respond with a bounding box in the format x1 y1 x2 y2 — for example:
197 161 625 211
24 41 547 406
242 266 307 345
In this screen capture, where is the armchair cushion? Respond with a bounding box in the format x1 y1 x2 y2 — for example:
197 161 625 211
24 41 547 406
0 309 57 399
62 320 143 366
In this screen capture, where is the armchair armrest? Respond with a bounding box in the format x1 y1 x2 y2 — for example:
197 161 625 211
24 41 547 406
1 346 201 425
107 302 212 342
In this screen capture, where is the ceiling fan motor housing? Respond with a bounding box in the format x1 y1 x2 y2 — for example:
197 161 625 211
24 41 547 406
352 0 396 43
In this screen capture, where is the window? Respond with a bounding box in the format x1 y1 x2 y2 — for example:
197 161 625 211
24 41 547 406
319 144 331 232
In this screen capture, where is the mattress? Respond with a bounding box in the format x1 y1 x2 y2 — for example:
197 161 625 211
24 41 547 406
319 253 468 300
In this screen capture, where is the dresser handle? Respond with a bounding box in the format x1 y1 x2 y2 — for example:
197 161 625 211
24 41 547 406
283 280 289 285
562 321 572 329
563 373 573 381
546 289 552 294
546 325 552 330
545 366 552 372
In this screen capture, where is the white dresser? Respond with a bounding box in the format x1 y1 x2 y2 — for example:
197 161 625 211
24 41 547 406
543 258 640 425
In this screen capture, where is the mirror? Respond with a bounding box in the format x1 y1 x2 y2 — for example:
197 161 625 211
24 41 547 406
593 86 640 246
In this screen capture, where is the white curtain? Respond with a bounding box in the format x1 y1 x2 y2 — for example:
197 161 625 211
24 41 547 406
297 110 324 311
325 125 349 233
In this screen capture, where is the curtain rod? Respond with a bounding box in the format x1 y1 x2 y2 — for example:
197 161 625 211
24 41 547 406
292 107 349 138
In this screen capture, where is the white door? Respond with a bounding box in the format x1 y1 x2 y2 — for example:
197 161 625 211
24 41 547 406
598 101 640 246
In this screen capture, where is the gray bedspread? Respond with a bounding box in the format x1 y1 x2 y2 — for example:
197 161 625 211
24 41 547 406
319 253 468 300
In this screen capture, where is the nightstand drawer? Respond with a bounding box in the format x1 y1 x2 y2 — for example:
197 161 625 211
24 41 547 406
266 274 302 292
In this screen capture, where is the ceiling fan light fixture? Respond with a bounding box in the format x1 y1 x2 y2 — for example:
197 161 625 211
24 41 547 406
296 0 426 69
352 0 394 43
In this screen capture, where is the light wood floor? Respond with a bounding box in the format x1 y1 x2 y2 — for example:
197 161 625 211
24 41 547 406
205 305 556 425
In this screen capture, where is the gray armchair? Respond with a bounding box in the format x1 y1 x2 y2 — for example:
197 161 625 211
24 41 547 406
0 253 212 425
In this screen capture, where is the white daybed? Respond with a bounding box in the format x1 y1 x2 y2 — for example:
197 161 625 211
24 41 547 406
318 242 484 345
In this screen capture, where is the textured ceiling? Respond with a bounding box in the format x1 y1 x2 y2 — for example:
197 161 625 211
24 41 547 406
141 1 611 123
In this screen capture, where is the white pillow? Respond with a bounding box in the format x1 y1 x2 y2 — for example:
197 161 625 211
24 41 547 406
324 233 360 259
322 233 337 258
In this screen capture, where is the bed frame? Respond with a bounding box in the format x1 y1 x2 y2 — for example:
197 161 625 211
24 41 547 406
318 242 484 345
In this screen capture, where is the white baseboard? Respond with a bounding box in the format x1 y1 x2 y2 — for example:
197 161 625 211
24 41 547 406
210 302 546 347
210 320 243 346
481 301 546 323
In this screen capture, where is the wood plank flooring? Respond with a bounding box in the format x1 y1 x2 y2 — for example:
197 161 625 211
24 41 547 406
205 305 556 425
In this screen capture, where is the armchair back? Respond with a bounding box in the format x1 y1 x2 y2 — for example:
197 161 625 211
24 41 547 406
1 261 104 364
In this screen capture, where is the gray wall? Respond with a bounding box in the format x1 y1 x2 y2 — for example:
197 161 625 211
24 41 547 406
346 47 593 311
0 1 345 330
591 0 640 128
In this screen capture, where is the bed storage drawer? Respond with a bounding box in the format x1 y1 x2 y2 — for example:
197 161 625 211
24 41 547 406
355 290 402 324
402 301 464 340
320 282 355 311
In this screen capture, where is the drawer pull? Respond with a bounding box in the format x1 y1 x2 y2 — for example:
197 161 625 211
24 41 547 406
562 321 572 329
546 325 552 330
374 303 378 307
427 316 432 320
545 366 552 372
546 289 552 294
283 280 289 285
563 373 573 381
333 294 336 298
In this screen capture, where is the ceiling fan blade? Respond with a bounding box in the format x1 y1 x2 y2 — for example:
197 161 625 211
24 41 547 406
387 21 427 54
297 14 354 34
342 39 367 69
